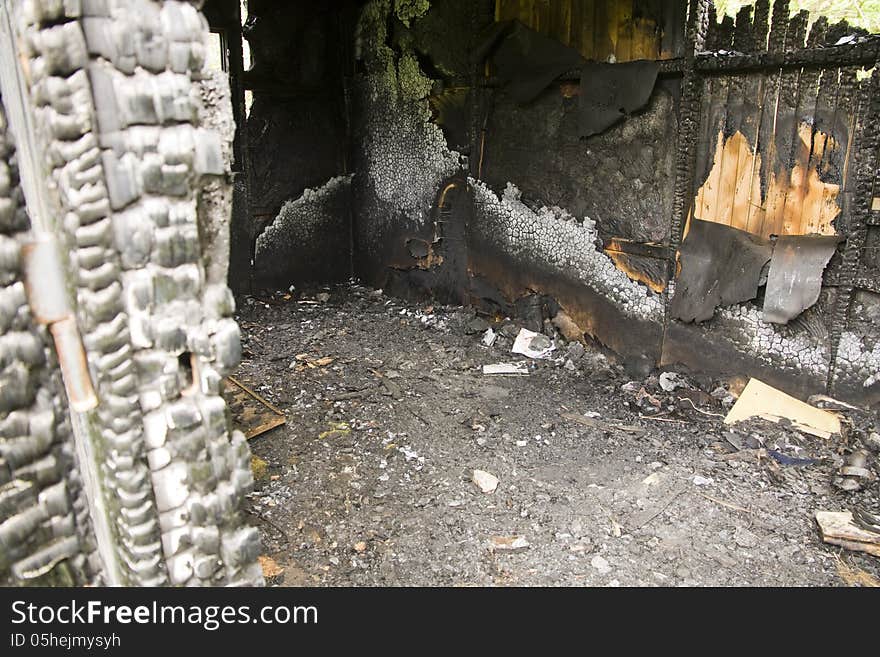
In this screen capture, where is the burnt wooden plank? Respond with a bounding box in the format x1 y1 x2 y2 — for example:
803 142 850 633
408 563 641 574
761 7 797 236
774 11 811 236
633 0 662 60
740 72 767 235
733 4 753 54
752 0 770 52
717 14 734 51
593 0 614 61
768 0 789 53
696 36 880 72
797 17 832 235
550 0 573 48
666 0 711 346
704 1 720 53
615 0 634 62
579 0 597 59
669 0 710 238
830 66 880 390
725 4 754 233
692 75 716 224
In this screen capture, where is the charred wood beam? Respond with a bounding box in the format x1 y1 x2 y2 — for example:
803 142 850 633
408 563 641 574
665 0 710 329
488 36 880 89
695 37 880 74
203 0 247 171
657 0 715 362
828 65 880 390
825 272 880 295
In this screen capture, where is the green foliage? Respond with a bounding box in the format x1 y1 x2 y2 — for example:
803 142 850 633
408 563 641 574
714 0 880 33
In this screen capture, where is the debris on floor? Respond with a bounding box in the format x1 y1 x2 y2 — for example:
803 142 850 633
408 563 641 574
724 378 841 439
489 536 530 552
511 328 556 360
473 469 500 494
816 511 880 557
236 283 880 586
834 450 874 492
224 375 287 440
483 362 529 376
259 555 285 580
835 557 880 587
551 311 584 343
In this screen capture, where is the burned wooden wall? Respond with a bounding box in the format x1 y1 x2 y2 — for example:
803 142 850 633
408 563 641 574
663 0 880 402
227 0 880 404
469 0 880 401
691 4 855 240
202 0 250 291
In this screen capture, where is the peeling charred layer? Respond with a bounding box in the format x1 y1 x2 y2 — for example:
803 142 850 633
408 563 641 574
662 321 829 401
467 236 663 369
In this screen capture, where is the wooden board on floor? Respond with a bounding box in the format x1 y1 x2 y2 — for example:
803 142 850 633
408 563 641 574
724 378 841 439
223 376 286 440
816 511 880 558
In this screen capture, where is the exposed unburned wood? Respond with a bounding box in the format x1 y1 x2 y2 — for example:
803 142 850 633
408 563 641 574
224 376 287 440
817 511 880 557
724 378 841 439
693 126 842 239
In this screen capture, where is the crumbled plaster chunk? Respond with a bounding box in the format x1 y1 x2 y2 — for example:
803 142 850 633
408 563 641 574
470 179 663 323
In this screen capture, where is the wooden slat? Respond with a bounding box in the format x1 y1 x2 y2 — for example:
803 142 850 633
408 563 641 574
533 0 549 34
579 0 596 60
550 0 573 48
712 80 734 226
743 76 767 234
593 0 613 61
614 0 633 63
794 19 828 235
496 0 514 22
494 0 665 63
777 11 810 236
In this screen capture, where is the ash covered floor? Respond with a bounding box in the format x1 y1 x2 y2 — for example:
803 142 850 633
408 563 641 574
233 284 880 586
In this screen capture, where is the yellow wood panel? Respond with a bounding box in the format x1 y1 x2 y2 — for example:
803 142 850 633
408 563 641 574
550 0 573 49
693 128 841 239
495 0 662 63
613 0 633 63
578 0 596 60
